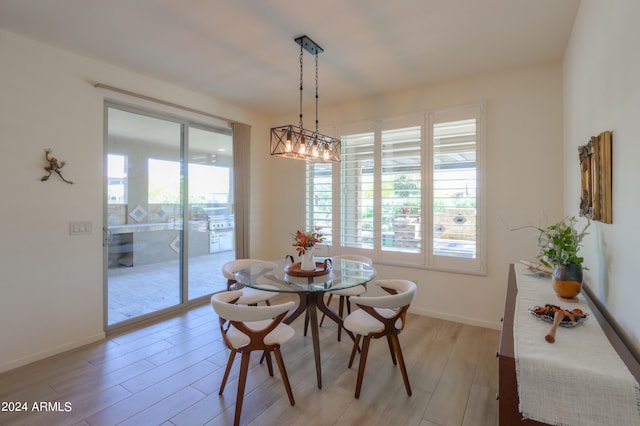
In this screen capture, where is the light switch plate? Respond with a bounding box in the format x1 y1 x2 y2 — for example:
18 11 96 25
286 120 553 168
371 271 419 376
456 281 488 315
70 221 92 236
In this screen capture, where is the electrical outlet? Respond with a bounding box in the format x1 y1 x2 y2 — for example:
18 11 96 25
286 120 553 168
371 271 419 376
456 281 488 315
70 221 92 236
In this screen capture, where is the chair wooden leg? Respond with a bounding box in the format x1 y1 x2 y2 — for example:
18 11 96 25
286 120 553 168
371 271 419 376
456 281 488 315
273 348 295 406
348 334 361 368
219 349 236 395
234 352 251 426
264 351 274 376
390 334 412 396
354 336 371 399
386 335 397 365
319 293 333 327
226 279 241 291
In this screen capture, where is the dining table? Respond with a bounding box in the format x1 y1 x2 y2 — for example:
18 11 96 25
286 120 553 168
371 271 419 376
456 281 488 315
234 256 376 389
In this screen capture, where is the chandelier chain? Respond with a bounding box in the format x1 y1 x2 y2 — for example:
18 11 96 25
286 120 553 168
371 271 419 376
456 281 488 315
299 42 304 129
315 53 319 132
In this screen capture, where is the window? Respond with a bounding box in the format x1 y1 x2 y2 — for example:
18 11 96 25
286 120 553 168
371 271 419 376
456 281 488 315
433 118 477 258
381 125 422 253
148 159 181 203
148 159 230 204
306 104 486 274
341 131 375 249
306 161 334 245
107 154 127 204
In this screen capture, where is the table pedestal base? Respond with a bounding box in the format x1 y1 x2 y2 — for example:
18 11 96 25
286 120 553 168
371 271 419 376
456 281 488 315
284 292 355 389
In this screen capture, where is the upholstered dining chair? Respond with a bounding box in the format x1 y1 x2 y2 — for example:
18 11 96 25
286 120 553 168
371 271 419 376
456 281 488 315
222 259 277 305
343 279 416 399
211 290 296 426
319 254 373 341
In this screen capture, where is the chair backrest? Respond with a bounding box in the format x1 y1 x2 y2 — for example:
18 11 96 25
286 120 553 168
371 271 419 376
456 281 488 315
350 279 416 334
339 254 373 265
221 259 266 280
351 279 416 309
211 290 295 322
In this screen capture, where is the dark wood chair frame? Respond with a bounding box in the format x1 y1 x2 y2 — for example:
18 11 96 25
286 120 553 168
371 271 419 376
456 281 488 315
216 297 294 426
348 286 412 399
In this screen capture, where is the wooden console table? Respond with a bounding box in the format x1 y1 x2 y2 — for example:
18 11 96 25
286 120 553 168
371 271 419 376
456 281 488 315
498 264 640 425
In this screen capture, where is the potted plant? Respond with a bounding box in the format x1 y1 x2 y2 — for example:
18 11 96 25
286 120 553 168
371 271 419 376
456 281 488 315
535 216 590 299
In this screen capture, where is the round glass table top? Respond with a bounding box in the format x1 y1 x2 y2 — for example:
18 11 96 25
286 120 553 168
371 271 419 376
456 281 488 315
234 257 376 294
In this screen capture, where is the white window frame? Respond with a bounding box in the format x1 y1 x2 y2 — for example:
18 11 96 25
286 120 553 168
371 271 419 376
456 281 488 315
307 102 486 275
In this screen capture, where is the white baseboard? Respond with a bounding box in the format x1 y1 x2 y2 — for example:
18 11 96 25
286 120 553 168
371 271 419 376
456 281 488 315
408 306 502 330
0 332 106 374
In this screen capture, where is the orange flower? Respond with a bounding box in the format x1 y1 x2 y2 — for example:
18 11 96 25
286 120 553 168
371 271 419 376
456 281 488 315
292 228 324 255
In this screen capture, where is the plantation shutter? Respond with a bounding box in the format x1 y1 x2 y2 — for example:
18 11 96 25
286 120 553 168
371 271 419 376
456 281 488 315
341 132 375 249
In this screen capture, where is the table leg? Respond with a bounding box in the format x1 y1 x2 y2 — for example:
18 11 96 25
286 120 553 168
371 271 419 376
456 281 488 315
306 293 323 389
284 291 356 389
283 293 307 325
316 292 356 343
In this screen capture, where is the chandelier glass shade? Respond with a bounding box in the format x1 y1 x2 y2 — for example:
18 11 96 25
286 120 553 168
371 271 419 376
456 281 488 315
270 35 341 163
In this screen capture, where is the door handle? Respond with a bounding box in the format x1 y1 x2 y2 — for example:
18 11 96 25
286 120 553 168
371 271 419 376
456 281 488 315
104 227 113 245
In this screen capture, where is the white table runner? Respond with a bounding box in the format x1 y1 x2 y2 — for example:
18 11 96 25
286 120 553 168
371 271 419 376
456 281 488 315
513 264 640 425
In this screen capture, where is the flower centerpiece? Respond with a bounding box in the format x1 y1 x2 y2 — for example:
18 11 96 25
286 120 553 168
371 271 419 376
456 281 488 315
292 227 324 270
535 216 590 299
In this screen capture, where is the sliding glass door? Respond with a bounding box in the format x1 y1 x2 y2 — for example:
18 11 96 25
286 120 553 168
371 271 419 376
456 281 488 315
186 125 235 300
105 105 235 327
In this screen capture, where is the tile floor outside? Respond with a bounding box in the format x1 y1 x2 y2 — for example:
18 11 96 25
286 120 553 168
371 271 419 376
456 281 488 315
107 250 235 325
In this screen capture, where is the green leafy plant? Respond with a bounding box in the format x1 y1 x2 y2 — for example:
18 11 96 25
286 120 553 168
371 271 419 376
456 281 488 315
535 216 590 267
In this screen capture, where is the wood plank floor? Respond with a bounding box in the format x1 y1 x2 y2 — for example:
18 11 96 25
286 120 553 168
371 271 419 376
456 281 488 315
0 295 500 426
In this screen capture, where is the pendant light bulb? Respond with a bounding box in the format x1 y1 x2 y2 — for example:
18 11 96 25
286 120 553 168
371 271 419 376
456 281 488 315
298 136 306 154
322 144 330 160
285 129 292 152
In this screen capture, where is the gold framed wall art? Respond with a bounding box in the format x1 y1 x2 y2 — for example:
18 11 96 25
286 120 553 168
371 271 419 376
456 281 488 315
579 130 612 223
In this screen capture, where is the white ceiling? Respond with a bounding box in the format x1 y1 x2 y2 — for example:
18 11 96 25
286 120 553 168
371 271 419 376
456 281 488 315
0 0 580 117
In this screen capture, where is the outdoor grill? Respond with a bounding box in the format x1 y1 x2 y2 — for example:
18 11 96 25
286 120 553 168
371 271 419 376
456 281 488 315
203 206 235 253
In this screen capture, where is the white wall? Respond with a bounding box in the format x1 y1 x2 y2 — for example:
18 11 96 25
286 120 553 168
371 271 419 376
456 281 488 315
0 30 270 372
564 0 640 351
264 64 566 330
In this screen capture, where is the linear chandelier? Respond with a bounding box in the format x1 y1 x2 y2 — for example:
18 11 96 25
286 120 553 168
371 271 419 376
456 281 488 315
270 35 341 163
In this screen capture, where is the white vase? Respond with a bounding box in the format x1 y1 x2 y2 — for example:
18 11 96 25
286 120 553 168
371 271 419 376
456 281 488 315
300 247 316 271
